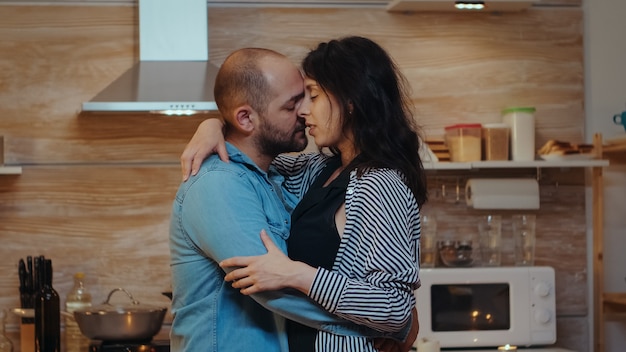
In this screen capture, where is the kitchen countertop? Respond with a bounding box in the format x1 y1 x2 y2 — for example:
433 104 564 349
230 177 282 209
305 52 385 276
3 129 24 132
410 348 576 352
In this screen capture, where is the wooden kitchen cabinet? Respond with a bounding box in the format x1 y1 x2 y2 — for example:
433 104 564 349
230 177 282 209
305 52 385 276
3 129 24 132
536 0 581 6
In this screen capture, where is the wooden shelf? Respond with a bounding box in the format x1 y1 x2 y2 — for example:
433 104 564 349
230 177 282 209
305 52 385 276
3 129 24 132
0 165 22 175
603 293 626 314
603 144 626 154
424 159 609 170
603 139 626 164
386 0 536 12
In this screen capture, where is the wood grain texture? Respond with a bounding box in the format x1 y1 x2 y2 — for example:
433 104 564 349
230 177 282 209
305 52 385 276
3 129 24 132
0 4 589 350
556 316 589 351
0 6 584 164
0 165 179 325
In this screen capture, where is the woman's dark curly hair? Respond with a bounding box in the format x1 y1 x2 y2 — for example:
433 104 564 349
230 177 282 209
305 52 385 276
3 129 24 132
301 36 427 206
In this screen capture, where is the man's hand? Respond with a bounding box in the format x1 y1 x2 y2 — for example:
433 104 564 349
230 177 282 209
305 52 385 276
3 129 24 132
373 306 419 352
180 118 228 181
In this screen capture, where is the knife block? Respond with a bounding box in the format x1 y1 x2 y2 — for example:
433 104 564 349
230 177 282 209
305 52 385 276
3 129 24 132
0 135 4 165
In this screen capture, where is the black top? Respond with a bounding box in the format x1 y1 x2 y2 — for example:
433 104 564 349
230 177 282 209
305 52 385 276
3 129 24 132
286 157 350 352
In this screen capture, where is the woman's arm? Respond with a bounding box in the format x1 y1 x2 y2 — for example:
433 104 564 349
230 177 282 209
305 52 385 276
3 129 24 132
179 118 322 181
180 118 228 181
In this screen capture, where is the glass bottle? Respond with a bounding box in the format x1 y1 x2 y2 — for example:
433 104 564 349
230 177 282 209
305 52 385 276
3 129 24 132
64 273 92 352
0 309 13 352
34 259 60 352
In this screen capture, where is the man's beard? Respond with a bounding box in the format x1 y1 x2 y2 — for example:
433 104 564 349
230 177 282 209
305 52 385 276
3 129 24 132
256 117 308 157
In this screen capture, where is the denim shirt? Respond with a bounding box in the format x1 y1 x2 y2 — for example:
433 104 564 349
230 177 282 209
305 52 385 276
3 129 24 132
169 143 404 352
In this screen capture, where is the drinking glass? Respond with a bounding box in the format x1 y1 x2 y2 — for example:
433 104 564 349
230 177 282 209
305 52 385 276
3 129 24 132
478 215 502 266
512 214 536 266
420 214 438 268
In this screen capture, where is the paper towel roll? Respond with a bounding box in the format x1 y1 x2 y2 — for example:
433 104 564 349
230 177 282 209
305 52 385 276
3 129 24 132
465 178 540 209
416 337 440 352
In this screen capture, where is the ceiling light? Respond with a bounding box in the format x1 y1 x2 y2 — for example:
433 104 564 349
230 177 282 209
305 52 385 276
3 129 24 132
455 1 485 10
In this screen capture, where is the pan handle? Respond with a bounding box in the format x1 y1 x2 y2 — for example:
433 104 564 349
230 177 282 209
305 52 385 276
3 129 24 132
104 288 140 305
60 311 74 319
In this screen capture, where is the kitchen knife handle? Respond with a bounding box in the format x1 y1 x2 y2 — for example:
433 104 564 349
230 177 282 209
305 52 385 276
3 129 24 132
18 259 27 307
26 256 33 292
18 258 31 324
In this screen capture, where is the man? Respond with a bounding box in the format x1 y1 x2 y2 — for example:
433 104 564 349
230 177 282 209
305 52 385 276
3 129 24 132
169 48 413 352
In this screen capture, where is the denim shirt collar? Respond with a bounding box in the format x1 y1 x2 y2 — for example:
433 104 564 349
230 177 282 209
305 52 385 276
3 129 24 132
225 142 285 185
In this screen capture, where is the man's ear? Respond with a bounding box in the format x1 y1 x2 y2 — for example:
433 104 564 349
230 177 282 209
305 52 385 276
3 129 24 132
233 105 256 133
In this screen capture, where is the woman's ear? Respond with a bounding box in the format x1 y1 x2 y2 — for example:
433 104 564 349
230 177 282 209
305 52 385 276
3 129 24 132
233 105 256 133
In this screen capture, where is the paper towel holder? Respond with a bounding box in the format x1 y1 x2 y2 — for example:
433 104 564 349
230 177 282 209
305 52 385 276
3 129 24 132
465 178 540 210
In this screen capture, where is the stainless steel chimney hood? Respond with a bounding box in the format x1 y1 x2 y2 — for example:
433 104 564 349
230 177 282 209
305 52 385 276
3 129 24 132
82 0 218 114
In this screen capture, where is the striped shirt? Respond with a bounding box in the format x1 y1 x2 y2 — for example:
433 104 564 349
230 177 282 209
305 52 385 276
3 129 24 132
273 152 421 352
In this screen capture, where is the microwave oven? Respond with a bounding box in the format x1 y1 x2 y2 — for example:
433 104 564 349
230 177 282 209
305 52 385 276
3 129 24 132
414 266 556 348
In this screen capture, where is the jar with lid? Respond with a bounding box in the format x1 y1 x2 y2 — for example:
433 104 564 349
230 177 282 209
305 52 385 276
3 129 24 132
482 123 510 161
502 107 536 161
444 124 482 162
437 239 474 267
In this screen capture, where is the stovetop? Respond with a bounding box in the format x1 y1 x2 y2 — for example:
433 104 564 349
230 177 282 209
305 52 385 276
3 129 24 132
88 339 170 352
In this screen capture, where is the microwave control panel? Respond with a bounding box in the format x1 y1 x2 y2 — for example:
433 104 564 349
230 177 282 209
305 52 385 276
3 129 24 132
529 267 557 341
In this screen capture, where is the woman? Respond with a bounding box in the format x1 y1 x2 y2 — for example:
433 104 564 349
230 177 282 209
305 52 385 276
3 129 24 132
184 36 427 352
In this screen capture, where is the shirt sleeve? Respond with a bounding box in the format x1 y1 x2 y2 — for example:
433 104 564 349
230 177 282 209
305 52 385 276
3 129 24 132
181 168 410 340
273 153 332 201
307 170 420 335
271 153 313 176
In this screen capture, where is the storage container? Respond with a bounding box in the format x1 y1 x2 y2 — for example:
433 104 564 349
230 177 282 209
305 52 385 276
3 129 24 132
502 107 536 161
444 124 482 162
481 123 510 161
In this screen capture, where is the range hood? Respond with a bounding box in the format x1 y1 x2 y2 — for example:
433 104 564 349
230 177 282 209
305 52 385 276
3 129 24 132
82 0 218 114
387 0 537 12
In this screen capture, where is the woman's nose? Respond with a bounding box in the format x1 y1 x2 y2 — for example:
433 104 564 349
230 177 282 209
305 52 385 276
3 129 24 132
297 101 310 117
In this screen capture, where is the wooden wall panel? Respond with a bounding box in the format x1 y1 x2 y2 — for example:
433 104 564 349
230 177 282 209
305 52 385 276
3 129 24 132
557 316 590 351
0 4 588 350
1 6 584 164
0 166 179 324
